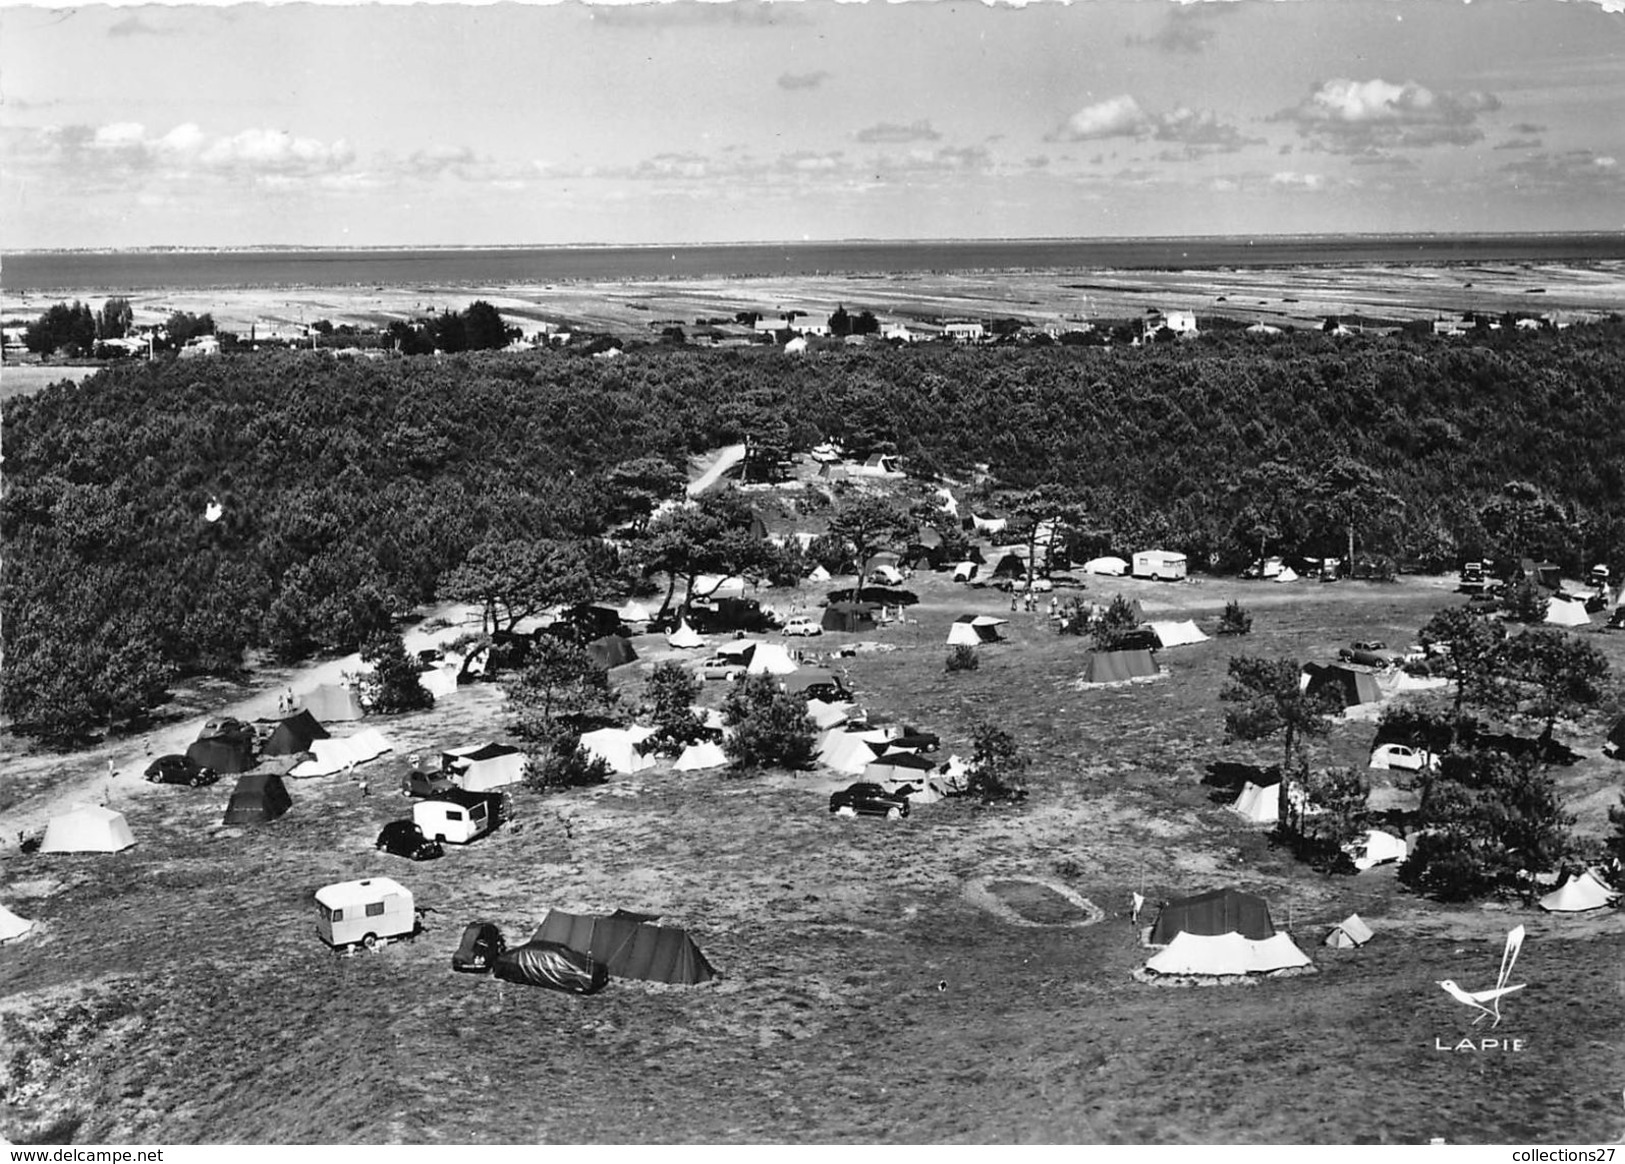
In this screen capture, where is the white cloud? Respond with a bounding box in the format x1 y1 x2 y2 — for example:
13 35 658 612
1278 78 1502 151
1270 171 1325 189
1048 95 1149 142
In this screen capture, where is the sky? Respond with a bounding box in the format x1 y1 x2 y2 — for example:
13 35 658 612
1 0 1623 248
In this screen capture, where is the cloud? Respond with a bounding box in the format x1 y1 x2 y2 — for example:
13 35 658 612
1275 78 1502 152
855 119 941 145
1047 98 1255 155
6 120 357 188
1270 171 1325 190
1499 149 1625 194
1125 4 1237 54
1047 96 1150 142
1152 107 1261 153
108 13 175 38
1512 122 1547 135
1493 137 1543 151
778 71 829 92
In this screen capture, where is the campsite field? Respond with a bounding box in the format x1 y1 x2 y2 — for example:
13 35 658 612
3 569 1623 1145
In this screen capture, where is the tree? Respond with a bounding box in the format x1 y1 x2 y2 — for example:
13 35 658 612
96 298 134 340
636 490 771 616
1498 628 1610 744
1311 457 1402 571
1419 605 1510 725
829 304 852 337
462 300 516 351
1501 577 1549 624
1606 795 1625 872
640 660 709 755
1008 484 1087 581
503 637 616 742
851 310 879 336
959 723 1029 803
440 538 595 634
1228 460 1311 565
360 632 434 714
1298 765 1369 864
826 493 912 586
1479 480 1573 568
24 301 96 356
720 673 817 772
1220 656 1340 834
524 736 611 791
165 311 215 346
1090 594 1142 652
1217 599 1252 636
603 456 688 533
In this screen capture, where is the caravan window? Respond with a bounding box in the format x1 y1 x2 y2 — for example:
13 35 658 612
469 803 486 821
444 809 464 822
365 901 386 918
322 905 341 922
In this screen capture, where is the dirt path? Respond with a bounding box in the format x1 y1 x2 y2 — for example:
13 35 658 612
687 444 746 496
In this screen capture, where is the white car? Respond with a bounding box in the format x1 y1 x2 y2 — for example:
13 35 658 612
1369 743 1439 772
782 617 823 637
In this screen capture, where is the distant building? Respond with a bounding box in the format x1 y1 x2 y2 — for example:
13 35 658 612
788 316 830 337
178 335 221 359
944 321 987 343
1144 309 1198 339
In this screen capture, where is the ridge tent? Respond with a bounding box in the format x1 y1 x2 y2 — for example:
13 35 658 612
1347 829 1408 871
579 726 657 775
288 728 394 778
532 908 718 985
1539 870 1619 913
822 602 879 633
299 683 365 722
1325 914 1374 948
674 740 729 771
951 561 979 583
262 710 330 757
41 804 135 853
804 699 854 730
863 751 937 783
0 904 35 943
222 772 292 826
1303 662 1382 708
617 600 655 624
1082 649 1158 684
188 720 257 775
807 565 833 583
419 665 461 698
1274 566 1300 583
1150 888 1275 943
819 726 901 775
586 635 639 671
1144 931 1311 976
1545 596 1592 627
1148 620 1209 648
746 642 798 676
446 743 526 792
1083 556 1130 576
1230 781 1279 825
666 621 705 649
946 615 1004 647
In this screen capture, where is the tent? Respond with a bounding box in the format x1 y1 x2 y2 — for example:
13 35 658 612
1303 662 1382 708
1230 781 1279 825
288 728 394 778
804 699 853 730
807 564 833 583
420 665 462 698
1144 931 1311 976
222 772 292 826
1348 829 1408 871
262 710 330 757
299 683 365 722
1081 650 1158 684
946 615 1006 647
0 904 35 943
1538 870 1619 913
492 941 610 994
1147 620 1209 648
446 743 526 792
714 639 757 661
674 741 729 772
586 635 639 671
532 908 718 985
887 779 945 805
951 561 979 583
666 621 705 649
746 642 798 676
863 750 938 784
1083 556 1130 576
579 726 657 775
188 719 258 775
41 804 135 853
617 600 655 624
693 575 747 601
819 726 901 775
1274 566 1300 583
1324 914 1374 948
822 602 878 633
1150 888 1275 943
1545 596 1592 627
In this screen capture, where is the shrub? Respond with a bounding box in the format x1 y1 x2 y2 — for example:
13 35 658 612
945 645 979 672
524 737 611 792
360 632 434 714
1218 599 1253 636
720 673 817 772
1501 578 1549 624
956 722 1029 804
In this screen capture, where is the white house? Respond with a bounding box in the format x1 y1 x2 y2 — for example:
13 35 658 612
944 322 987 343
179 335 221 359
788 316 830 337
1144 310 1198 338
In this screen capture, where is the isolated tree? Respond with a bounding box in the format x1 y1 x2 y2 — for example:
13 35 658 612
829 304 852 337
524 736 611 792
636 489 771 616
1221 656 1340 834
720 673 817 772
1090 594 1142 652
961 722 1029 804
1498 627 1610 744
1419 605 1510 724
503 637 615 742
826 492 913 585
461 300 515 350
1217 598 1253 637
1312 456 1402 570
1501 577 1550 624
1298 765 1369 863
640 660 709 755
359 632 433 714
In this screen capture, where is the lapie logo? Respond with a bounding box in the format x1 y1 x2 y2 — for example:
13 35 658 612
1433 925 1529 1052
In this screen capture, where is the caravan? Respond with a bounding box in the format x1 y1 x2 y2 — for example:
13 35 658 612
412 789 502 844
1132 550 1188 581
314 877 415 949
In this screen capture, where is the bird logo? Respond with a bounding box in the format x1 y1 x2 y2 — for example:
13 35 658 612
1437 925 1526 1028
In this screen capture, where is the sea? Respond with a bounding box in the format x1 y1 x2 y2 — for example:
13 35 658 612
5 233 1625 292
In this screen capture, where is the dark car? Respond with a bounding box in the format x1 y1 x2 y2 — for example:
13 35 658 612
400 769 457 798
452 921 507 974
829 782 911 819
144 754 219 787
375 820 444 861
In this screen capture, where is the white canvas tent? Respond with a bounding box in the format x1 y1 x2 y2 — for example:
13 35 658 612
693 574 747 601
805 699 853 730
0 904 35 943
807 564 832 583
1274 566 1300 583
666 620 705 649
819 726 901 774
946 615 1006 647
298 683 365 722
1083 556 1129 576
1230 782 1279 825
617 600 655 624
951 561 979 582
41 804 136 853
1545 596 1591 627
580 726 657 774
1144 931 1312 976
674 740 729 771
746 642 799 676
419 665 461 698
1348 829 1408 871
446 743 526 792
1539 870 1619 913
1325 914 1374 948
288 728 394 778
1148 620 1209 648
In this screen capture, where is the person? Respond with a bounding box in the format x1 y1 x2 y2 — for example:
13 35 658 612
107 758 115 780
1131 892 1145 925
359 775 370 798
1010 595 1018 613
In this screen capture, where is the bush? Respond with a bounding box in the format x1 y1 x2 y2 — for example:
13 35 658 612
1218 599 1253 636
720 673 817 772
956 722 1029 804
945 645 980 672
1501 578 1549 624
360 632 434 714
1398 831 1498 901
524 737 611 792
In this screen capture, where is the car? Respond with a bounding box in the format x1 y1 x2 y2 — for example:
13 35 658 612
375 820 445 861
143 754 219 787
1352 640 1387 652
828 782 911 819
697 656 746 681
781 617 823 637
1368 743 1439 772
400 768 457 798
451 921 507 974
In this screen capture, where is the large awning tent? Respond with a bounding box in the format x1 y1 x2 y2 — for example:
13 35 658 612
1302 662 1382 708
579 726 658 775
586 635 639 671
222 772 293 826
288 728 394 777
41 804 136 854
1545 596 1592 627
1147 620 1209 648
532 909 719 985
1150 888 1276 944
298 683 365 722
946 615 1006 647
262 710 330 757
1324 914 1374 948
1081 649 1158 684
746 642 799 676
821 602 878 633
1538 870 1620 913
187 721 258 775
445 743 527 792
674 741 729 772
862 750 938 784
1143 931 1312 977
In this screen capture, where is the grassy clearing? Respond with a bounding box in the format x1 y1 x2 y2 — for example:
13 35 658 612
1 573 1622 1143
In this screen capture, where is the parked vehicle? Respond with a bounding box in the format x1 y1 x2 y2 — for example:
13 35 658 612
412 789 502 845
1368 743 1439 772
829 782 911 819
781 617 823 637
1243 556 1284 580
696 656 747 681
314 877 417 950
451 921 506 973
144 754 219 787
375 820 444 862
400 768 457 798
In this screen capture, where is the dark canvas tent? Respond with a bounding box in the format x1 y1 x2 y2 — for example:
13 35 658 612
492 941 610 994
822 602 878 633
1304 662 1382 707
262 710 330 757
1081 649 1159 684
532 909 718 985
187 723 257 774
1150 888 1276 943
222 772 292 826
586 634 638 670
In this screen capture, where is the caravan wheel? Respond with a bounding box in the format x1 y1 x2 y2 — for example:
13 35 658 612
361 933 378 951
